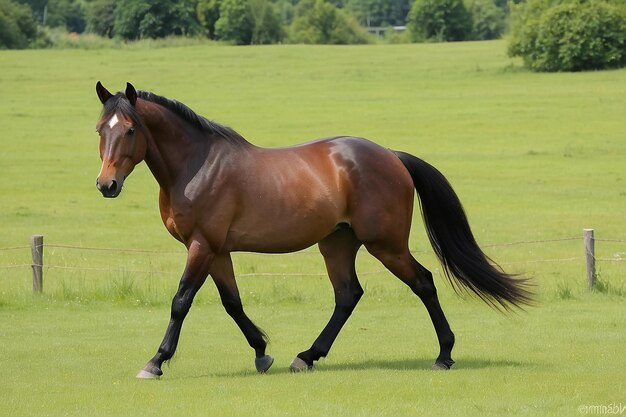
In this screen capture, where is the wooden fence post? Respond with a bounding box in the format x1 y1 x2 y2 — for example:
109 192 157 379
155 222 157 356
583 229 595 290
31 234 43 293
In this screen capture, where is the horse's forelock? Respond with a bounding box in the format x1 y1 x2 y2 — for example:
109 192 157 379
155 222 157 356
100 92 144 130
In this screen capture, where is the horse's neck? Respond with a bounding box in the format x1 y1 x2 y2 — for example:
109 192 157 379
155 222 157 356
138 101 252 193
143 126 198 190
142 117 245 194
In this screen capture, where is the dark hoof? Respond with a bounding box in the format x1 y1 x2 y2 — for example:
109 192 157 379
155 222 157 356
289 357 314 373
136 363 163 379
255 355 274 373
431 359 455 371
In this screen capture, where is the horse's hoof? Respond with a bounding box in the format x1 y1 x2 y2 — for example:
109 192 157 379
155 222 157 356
136 369 161 379
136 364 162 379
431 359 455 371
255 355 274 373
289 357 314 373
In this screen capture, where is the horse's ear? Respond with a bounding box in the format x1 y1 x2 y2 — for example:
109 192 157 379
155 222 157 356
125 82 137 106
96 81 113 104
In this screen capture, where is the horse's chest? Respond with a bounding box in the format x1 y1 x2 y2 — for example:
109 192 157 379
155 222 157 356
159 194 192 243
168 206 196 241
161 193 227 246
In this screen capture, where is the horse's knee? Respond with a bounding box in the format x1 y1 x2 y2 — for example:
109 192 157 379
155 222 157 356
170 294 193 320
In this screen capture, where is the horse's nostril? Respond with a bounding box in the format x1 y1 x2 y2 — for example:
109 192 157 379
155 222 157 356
97 179 120 197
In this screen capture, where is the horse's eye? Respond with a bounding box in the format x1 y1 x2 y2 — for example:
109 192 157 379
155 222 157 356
127 127 135 136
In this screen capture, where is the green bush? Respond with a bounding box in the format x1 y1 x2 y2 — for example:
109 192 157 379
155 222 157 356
407 0 472 42
384 27 411 44
509 0 626 72
0 0 38 48
467 0 505 40
36 26 119 48
85 0 116 38
113 0 201 40
215 0 283 45
288 0 370 44
44 0 86 33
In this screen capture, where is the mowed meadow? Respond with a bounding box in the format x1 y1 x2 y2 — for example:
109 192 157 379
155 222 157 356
0 41 624 416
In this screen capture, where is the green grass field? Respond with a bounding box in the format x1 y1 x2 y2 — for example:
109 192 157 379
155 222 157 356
0 41 624 416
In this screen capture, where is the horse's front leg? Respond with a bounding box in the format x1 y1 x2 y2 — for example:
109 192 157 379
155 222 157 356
137 240 213 379
210 254 273 373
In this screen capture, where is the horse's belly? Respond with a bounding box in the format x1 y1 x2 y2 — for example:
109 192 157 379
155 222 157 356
224 204 344 253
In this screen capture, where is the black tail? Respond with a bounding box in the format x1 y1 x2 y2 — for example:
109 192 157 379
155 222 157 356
394 151 533 310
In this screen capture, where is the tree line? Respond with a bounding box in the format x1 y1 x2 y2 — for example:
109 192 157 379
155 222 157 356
2 0 625 72
2 0 510 47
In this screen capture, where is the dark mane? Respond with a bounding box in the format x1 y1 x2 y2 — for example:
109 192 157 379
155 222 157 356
101 90 248 144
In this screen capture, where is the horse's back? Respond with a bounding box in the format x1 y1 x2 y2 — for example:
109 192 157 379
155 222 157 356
224 136 415 252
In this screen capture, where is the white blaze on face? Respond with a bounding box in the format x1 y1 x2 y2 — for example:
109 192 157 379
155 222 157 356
107 114 119 129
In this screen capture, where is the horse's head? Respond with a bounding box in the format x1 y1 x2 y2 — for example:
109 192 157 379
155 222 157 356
95 81 147 198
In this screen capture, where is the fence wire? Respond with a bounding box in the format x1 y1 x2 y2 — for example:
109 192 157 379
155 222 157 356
0 246 30 252
0 234 624 278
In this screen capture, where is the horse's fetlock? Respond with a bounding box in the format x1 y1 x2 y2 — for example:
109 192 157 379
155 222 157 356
442 331 455 350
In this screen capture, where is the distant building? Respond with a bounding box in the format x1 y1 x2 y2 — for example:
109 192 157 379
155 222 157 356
367 26 407 37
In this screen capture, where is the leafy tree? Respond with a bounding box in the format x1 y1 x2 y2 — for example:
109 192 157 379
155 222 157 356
114 0 147 39
13 0 46 23
248 0 283 44
0 0 37 48
387 0 413 25
335 0 412 27
86 0 116 37
467 0 505 40
275 0 296 25
114 0 201 40
214 0 249 43
509 0 626 71
44 0 86 32
493 0 523 13
289 0 370 44
345 0 389 27
196 0 221 39
215 0 283 45
407 0 472 42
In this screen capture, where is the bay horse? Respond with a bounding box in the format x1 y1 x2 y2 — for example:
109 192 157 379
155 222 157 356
94 82 531 379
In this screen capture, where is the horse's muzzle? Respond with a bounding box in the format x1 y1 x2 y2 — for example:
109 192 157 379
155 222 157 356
96 178 121 198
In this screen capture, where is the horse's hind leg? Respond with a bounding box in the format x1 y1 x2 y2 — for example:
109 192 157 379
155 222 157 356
365 243 456 370
210 254 273 373
291 226 363 371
